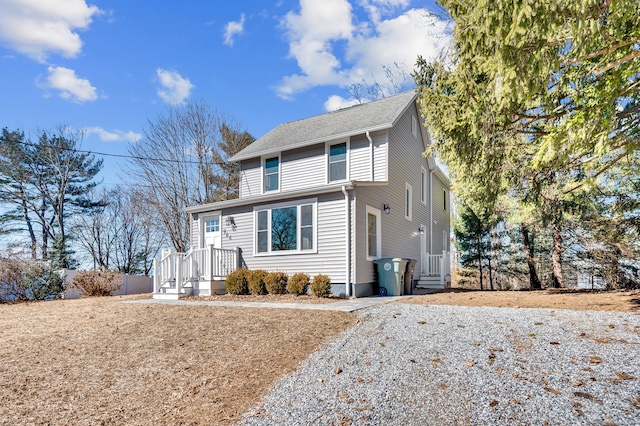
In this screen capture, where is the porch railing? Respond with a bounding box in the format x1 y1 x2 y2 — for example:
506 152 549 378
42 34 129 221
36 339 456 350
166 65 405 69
153 246 240 293
422 250 451 287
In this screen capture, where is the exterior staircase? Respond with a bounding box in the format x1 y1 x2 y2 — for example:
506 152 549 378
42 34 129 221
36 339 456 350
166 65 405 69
414 251 451 292
152 247 240 300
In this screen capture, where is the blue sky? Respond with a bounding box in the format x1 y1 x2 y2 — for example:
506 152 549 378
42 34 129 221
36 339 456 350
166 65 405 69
0 0 450 187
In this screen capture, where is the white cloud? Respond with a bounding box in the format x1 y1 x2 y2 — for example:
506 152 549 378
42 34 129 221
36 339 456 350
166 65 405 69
324 95 361 111
156 68 194 105
85 127 141 143
277 0 355 98
0 0 102 62
276 1 451 101
223 13 246 46
38 66 97 103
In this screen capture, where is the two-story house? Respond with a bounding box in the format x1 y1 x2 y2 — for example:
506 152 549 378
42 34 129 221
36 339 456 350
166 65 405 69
152 91 450 299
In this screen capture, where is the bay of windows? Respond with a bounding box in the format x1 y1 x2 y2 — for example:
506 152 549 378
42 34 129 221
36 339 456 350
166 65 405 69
255 201 316 254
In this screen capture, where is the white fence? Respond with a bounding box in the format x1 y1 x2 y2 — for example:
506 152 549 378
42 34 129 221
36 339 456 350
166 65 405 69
62 270 153 299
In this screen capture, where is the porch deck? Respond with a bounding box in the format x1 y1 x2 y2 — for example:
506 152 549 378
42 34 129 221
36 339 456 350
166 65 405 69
152 247 241 300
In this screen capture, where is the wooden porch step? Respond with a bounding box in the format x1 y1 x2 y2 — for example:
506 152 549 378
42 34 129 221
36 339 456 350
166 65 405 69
415 275 445 290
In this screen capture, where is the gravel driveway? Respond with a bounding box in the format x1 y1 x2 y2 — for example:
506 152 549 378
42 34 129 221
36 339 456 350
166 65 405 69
240 303 640 425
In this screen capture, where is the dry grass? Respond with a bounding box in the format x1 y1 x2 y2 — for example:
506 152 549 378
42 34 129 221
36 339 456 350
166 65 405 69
0 295 355 425
405 288 640 312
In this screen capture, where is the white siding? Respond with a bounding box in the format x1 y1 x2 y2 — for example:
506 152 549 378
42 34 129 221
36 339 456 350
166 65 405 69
431 174 450 254
281 143 325 192
218 192 347 283
239 158 261 198
354 104 431 284
191 213 200 249
372 131 388 181
350 135 370 181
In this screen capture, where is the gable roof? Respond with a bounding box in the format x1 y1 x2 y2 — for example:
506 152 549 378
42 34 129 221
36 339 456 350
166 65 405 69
230 91 418 162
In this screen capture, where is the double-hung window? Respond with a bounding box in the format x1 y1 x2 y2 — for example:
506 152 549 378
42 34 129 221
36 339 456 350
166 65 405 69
263 156 279 192
421 167 427 205
328 142 347 182
255 200 316 254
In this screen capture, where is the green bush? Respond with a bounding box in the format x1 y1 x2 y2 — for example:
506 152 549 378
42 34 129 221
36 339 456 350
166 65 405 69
287 272 310 296
70 269 121 297
311 274 332 297
0 258 64 302
247 269 268 295
265 271 288 294
225 268 250 295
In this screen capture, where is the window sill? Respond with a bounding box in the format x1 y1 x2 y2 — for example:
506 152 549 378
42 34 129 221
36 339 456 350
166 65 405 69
254 249 318 257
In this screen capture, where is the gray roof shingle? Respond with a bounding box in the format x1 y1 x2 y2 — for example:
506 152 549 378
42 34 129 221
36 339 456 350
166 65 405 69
230 91 417 162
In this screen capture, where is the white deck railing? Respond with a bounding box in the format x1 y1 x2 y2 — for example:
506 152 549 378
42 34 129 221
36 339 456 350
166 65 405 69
421 250 451 287
153 246 239 293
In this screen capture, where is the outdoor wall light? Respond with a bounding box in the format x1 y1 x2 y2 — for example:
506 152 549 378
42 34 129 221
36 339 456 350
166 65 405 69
383 203 390 214
419 227 424 235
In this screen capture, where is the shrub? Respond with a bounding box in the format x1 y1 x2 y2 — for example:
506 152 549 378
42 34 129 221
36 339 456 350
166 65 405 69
71 269 122 297
311 274 332 297
225 268 250 295
0 257 64 302
287 272 310 296
247 269 268 295
265 271 288 294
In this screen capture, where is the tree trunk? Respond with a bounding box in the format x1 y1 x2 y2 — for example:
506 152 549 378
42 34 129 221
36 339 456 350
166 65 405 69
20 197 37 259
551 217 564 288
477 237 484 290
521 224 541 290
488 254 494 290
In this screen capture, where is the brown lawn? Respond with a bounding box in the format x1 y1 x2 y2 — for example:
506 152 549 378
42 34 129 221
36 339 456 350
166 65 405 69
0 295 355 426
2 289 638 425
405 288 640 312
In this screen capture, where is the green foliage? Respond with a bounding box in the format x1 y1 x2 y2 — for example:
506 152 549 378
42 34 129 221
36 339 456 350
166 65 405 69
310 274 332 297
0 258 64 302
225 268 250 295
264 271 288 295
415 0 640 288
286 272 310 296
247 269 268 295
70 269 122 297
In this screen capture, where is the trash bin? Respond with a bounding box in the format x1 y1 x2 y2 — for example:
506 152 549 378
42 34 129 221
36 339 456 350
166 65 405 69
404 259 417 295
373 258 408 296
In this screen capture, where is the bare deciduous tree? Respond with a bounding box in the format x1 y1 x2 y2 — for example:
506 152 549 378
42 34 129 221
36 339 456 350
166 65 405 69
128 101 253 252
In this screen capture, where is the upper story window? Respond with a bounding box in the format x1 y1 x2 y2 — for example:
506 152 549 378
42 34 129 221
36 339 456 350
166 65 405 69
255 199 317 255
412 116 418 138
263 156 279 192
328 141 347 182
443 189 447 211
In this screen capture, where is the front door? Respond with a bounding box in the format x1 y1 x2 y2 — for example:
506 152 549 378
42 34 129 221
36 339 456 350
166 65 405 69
202 214 221 248
420 224 427 275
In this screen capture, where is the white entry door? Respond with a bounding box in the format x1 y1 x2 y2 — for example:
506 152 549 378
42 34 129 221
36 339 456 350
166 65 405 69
420 224 427 275
202 214 221 248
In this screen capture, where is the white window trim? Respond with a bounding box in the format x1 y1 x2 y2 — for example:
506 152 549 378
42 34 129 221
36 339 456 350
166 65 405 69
261 153 281 194
365 205 382 261
253 198 318 256
420 167 427 205
199 212 221 249
405 182 413 221
325 139 350 184
412 116 418 138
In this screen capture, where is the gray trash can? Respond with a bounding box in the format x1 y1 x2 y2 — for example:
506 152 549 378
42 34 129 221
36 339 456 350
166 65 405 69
404 259 417 295
373 258 408 296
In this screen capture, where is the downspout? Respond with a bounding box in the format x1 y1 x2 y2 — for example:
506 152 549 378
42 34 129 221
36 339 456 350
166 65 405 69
367 131 374 181
429 170 433 255
342 185 351 297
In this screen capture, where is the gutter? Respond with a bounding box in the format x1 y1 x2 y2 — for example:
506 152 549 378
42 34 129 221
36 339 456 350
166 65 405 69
341 185 351 297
